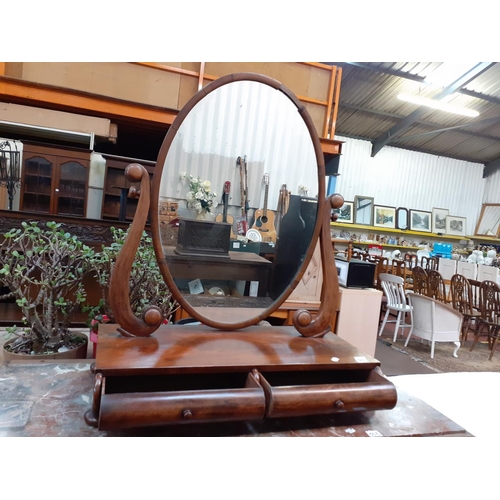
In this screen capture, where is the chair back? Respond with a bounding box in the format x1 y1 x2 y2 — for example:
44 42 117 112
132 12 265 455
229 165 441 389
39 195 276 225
412 266 428 295
379 273 407 308
391 260 411 289
427 270 447 302
468 279 482 312
404 253 418 269
421 256 438 271
450 274 475 316
407 292 462 338
479 280 500 325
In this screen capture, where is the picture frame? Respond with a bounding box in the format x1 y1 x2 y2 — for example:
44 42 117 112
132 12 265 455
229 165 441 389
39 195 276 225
432 207 449 234
446 215 467 237
373 205 396 229
409 209 432 232
354 195 374 226
395 207 409 230
332 201 354 224
474 203 500 237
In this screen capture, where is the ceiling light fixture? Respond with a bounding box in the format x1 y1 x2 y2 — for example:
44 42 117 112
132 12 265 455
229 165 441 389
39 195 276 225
397 93 480 118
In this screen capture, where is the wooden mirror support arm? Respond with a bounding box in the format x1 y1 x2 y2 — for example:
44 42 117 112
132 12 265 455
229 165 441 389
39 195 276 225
108 163 163 338
293 194 344 338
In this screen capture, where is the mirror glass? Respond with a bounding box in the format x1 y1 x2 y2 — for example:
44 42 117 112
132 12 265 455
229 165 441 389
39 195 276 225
156 78 320 325
396 207 408 230
354 196 374 225
475 204 500 236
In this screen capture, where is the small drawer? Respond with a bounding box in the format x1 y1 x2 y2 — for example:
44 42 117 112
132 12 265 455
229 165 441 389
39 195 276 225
98 371 266 430
258 368 397 419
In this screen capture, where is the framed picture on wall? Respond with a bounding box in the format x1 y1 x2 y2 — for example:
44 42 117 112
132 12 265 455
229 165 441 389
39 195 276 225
446 215 467 237
332 201 354 223
410 209 432 232
373 205 396 229
432 207 449 234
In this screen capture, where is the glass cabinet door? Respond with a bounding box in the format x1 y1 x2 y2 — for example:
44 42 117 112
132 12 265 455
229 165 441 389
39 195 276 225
21 145 89 217
22 155 54 213
57 161 87 216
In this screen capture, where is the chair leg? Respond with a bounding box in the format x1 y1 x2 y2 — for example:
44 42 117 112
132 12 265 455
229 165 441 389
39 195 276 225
393 312 402 343
378 308 390 337
404 309 414 347
430 338 435 359
488 333 499 361
470 322 485 352
452 341 460 358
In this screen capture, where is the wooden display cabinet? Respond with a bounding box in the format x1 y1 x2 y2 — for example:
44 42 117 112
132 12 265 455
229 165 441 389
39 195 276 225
101 156 155 221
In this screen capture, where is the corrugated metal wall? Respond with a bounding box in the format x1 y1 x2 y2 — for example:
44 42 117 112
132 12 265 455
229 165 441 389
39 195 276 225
334 136 486 235
483 168 500 204
159 80 318 216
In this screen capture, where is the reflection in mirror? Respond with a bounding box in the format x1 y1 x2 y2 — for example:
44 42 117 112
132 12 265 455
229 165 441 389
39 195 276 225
157 79 319 325
475 203 500 236
396 207 408 230
354 196 374 225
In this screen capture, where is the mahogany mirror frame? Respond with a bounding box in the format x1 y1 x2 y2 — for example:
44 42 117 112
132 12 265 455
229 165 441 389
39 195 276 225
150 73 326 331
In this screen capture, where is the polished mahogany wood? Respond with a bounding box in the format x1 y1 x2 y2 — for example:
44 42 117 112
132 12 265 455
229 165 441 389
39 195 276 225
86 324 398 430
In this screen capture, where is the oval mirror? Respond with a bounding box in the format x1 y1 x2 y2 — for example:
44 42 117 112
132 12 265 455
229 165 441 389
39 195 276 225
151 74 324 329
396 207 409 230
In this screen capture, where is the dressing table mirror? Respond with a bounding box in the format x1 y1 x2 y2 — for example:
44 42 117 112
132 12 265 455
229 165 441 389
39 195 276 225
84 73 397 431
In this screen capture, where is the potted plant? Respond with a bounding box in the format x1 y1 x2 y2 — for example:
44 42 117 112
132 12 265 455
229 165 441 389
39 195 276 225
84 227 179 353
0 221 94 359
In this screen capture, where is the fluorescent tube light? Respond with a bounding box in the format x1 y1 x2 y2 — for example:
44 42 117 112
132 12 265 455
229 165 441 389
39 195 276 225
397 93 479 117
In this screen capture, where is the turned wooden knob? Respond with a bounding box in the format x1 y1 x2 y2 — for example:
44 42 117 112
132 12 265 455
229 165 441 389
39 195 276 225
330 193 345 210
182 409 193 420
143 306 163 326
334 400 345 410
295 310 312 327
125 163 144 183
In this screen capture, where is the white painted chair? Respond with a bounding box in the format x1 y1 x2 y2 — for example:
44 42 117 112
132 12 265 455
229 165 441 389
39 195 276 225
405 292 462 359
378 273 412 342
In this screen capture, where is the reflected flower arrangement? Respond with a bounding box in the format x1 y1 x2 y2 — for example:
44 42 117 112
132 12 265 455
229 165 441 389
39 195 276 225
179 172 218 215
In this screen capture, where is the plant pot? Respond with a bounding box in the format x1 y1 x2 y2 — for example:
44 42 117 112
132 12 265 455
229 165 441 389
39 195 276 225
2 333 89 362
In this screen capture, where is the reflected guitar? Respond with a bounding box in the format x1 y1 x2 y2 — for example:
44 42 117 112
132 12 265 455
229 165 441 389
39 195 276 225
252 173 277 243
215 181 236 239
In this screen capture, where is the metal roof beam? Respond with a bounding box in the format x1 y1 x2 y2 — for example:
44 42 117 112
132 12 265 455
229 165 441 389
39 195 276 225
341 62 500 104
341 102 500 142
343 62 427 83
370 62 494 157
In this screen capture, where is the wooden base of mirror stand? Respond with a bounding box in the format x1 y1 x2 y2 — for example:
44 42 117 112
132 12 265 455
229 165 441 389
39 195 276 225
84 324 397 431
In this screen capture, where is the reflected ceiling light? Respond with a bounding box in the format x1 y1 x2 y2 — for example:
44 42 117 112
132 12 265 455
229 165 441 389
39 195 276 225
397 93 480 117
424 62 480 88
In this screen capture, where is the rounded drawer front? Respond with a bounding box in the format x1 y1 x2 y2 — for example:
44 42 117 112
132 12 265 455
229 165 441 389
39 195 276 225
98 388 266 430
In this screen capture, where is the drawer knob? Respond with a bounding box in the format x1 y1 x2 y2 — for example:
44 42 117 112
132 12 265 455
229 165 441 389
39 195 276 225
182 409 193 420
334 400 345 410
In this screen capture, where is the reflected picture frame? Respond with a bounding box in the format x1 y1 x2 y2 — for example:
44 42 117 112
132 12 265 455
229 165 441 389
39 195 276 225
446 215 467 237
432 207 449 234
332 201 354 224
409 209 432 233
373 205 396 229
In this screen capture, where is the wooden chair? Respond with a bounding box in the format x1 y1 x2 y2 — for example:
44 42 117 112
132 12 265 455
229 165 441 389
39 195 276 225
412 266 428 295
391 259 412 290
449 274 481 343
421 256 439 271
469 280 500 360
405 292 462 359
404 253 418 270
378 273 412 342
427 270 448 302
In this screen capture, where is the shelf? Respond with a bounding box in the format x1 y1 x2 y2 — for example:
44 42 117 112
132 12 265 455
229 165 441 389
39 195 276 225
331 221 470 241
331 239 420 251
467 235 500 244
